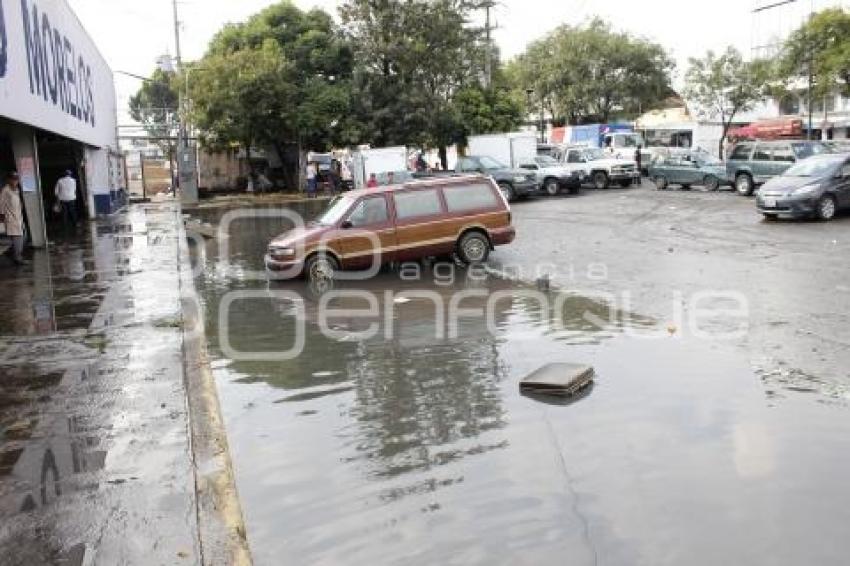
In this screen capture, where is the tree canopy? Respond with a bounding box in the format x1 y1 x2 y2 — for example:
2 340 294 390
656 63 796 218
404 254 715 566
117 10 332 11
683 47 773 158
782 8 850 98
340 0 504 152
128 68 179 160
507 19 675 125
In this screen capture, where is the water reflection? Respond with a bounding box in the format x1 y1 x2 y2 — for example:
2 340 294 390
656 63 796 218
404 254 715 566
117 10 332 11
195 205 850 566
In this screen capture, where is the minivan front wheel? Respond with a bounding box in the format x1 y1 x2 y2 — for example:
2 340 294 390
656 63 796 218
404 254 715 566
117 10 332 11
816 195 837 221
457 232 490 264
305 253 339 281
735 173 754 196
544 178 560 196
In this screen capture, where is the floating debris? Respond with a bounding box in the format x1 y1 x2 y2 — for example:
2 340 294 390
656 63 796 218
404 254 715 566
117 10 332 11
519 363 594 397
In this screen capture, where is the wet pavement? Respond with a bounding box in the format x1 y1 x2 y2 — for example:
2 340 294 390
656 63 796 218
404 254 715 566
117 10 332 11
0 203 201 565
191 194 850 566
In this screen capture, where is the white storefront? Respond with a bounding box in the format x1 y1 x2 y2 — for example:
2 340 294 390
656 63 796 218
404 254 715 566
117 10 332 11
0 0 120 246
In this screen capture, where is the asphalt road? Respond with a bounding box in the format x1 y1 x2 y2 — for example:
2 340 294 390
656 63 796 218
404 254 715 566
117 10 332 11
493 180 850 399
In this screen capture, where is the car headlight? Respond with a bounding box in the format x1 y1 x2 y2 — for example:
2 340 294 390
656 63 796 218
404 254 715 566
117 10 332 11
790 184 820 196
269 246 295 258
514 175 527 183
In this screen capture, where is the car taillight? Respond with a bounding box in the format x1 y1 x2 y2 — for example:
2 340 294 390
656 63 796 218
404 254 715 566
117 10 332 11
507 211 512 223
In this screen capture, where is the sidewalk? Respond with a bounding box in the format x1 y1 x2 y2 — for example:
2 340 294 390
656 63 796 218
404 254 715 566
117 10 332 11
0 201 249 565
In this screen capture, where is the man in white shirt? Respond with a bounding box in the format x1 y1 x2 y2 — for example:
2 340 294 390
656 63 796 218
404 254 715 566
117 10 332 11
55 170 78 228
0 172 25 265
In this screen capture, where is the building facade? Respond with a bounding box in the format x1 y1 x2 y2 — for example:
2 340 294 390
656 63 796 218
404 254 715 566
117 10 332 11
0 0 120 247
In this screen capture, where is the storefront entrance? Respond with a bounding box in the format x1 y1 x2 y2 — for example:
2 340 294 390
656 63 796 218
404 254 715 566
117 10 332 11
36 132 87 236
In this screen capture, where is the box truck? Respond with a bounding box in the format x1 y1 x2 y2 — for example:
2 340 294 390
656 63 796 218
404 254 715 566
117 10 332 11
350 146 409 190
467 132 538 170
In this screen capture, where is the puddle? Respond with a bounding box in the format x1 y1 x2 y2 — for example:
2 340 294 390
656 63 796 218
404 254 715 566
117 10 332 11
194 206 850 565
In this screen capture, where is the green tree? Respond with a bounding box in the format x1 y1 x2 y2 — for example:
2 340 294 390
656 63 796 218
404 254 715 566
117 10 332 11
191 1 354 189
781 8 850 98
190 40 296 169
683 47 772 159
508 19 674 125
128 68 179 162
340 0 491 162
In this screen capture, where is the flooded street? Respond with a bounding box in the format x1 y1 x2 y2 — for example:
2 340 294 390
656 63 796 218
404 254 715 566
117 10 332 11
191 202 850 566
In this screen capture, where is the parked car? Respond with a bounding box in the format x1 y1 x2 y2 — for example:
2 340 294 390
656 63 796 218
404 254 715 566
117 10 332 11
648 150 729 191
453 155 539 202
756 153 850 221
555 146 640 189
726 139 831 196
265 175 516 280
518 155 586 196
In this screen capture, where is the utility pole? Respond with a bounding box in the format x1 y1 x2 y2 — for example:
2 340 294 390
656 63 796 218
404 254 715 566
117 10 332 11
480 1 497 88
172 0 198 204
752 0 816 139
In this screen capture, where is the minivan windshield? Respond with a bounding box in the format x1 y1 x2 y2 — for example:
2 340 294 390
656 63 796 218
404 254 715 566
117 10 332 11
782 156 842 177
316 195 354 225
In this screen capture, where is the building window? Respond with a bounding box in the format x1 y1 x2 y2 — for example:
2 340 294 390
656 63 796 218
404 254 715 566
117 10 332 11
811 95 836 114
779 94 801 115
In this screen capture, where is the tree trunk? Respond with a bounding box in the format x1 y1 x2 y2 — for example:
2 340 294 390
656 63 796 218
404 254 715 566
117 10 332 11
719 110 737 160
439 146 448 171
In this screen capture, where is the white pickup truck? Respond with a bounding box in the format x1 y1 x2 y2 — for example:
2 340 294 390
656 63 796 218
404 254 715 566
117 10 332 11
518 155 587 196
558 146 641 189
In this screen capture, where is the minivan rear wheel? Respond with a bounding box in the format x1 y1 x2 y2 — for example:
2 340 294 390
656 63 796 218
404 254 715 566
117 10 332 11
735 173 754 196
457 232 490 264
816 195 837 221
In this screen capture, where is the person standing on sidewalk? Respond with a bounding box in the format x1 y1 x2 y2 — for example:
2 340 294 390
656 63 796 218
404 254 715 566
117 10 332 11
0 172 26 266
55 170 78 228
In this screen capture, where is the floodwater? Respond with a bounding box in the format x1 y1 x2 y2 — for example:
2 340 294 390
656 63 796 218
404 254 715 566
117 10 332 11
192 204 850 566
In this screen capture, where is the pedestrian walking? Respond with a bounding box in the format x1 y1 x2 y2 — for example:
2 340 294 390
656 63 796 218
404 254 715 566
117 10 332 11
415 153 428 172
366 173 378 188
55 170 78 228
634 145 643 180
387 171 395 186
0 172 26 266
306 162 318 197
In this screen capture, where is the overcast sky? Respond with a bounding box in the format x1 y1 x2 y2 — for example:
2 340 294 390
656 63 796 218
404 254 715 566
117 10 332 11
66 0 842 124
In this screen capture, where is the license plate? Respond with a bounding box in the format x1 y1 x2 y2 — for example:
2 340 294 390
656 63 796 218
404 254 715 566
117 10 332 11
763 197 777 208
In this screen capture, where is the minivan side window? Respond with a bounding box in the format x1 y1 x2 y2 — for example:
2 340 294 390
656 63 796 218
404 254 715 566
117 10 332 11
443 183 499 212
347 196 389 227
752 145 772 161
567 151 583 163
730 145 752 161
393 189 443 220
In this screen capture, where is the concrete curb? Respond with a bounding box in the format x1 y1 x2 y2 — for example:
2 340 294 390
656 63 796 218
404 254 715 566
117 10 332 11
176 208 253 565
